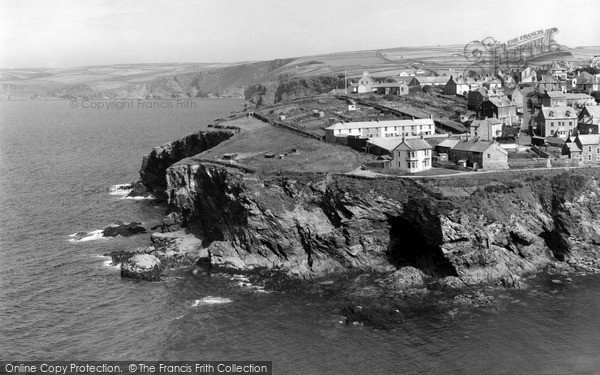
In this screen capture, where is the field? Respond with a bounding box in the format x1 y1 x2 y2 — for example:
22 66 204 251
180 117 373 174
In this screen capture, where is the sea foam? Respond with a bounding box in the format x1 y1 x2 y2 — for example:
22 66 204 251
191 296 233 307
68 229 106 243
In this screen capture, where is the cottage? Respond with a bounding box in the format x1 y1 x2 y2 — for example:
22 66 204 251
540 91 566 107
324 119 435 142
576 72 600 94
537 75 565 93
390 138 433 172
550 62 569 81
469 118 503 141
444 76 480 96
408 76 449 87
348 71 375 94
467 87 489 110
573 134 600 164
447 140 508 169
536 106 577 138
373 82 409 96
521 67 538 83
483 79 502 90
435 138 460 154
578 106 600 135
561 137 582 160
476 97 517 125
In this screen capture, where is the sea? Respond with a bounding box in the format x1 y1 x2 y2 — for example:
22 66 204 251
2 99 600 374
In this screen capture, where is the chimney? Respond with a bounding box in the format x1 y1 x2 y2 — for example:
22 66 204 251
429 113 433 119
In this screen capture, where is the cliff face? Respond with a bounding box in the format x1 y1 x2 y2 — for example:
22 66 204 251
139 130 234 200
162 159 600 281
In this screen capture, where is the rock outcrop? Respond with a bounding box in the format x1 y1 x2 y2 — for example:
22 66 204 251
102 221 146 237
137 130 235 201
161 157 600 284
121 254 163 281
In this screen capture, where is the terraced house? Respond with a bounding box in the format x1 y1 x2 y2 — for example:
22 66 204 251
563 134 600 164
324 119 435 142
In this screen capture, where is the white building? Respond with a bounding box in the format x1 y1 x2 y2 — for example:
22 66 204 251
392 138 433 172
324 119 436 142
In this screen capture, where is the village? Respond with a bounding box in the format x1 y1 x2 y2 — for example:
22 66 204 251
243 59 600 176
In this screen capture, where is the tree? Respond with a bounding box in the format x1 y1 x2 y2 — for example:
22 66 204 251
591 91 600 104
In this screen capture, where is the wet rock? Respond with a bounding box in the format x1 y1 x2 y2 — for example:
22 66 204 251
121 254 162 281
382 266 426 289
340 305 404 330
103 221 146 237
127 181 150 198
208 241 247 270
150 230 206 266
436 276 465 289
452 291 495 308
73 232 88 241
500 274 525 289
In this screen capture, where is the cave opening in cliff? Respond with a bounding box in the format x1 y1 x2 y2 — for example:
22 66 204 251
387 217 457 277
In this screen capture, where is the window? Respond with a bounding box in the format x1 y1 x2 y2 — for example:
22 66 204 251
425 150 430 156
589 146 593 152
589 154 592 161
384 127 388 131
487 153 491 159
597 148 599 154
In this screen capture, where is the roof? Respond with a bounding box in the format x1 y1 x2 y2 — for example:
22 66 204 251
326 118 435 131
577 72 600 85
565 93 594 100
542 91 566 98
451 140 507 154
412 76 449 85
539 75 561 84
541 106 577 119
582 106 600 117
564 142 582 153
470 118 503 128
437 139 460 148
487 96 515 107
576 134 600 145
395 138 433 151
366 138 403 152
373 82 408 88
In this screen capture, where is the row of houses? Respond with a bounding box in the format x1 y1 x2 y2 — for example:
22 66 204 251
324 118 436 142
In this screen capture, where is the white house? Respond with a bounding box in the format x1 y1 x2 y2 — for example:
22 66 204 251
391 138 433 172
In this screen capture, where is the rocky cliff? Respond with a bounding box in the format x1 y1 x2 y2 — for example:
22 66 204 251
137 130 235 200
153 152 600 283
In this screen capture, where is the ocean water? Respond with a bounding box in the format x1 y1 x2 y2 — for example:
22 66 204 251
2 100 600 374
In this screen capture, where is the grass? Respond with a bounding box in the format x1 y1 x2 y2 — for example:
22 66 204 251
179 117 373 174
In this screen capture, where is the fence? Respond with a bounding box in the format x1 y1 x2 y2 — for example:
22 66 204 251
252 112 322 140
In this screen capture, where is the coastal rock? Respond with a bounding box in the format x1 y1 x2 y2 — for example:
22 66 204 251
379 266 426 289
150 230 206 265
102 221 146 237
108 250 140 265
121 254 163 281
126 181 150 198
136 126 600 286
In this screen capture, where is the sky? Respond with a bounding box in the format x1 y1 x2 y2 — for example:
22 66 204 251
1 0 599 69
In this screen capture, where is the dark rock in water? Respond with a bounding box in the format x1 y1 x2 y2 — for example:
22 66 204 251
380 266 426 289
452 291 495 308
436 276 465 289
127 181 150 198
121 254 162 281
501 274 525 289
341 305 404 330
103 221 146 237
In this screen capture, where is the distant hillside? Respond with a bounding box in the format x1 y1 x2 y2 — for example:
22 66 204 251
2 45 599 101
